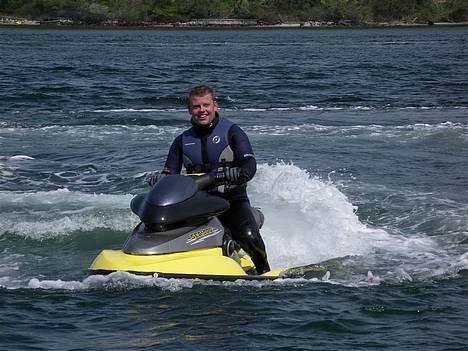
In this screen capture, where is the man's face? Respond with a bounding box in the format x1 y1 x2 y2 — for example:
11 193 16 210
188 93 218 127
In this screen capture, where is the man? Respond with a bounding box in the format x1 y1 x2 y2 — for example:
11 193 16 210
160 84 270 274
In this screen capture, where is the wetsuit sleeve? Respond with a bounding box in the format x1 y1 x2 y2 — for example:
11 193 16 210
228 124 257 181
162 135 183 174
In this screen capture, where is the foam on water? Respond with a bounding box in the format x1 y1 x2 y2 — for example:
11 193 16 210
1 164 466 290
1 119 465 146
24 271 322 292
0 124 184 139
250 163 385 267
92 108 183 113
246 121 467 140
85 105 468 113
27 271 196 292
7 155 35 161
0 189 136 239
249 164 467 283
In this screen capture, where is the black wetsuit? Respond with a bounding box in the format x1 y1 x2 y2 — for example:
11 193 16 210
162 114 270 274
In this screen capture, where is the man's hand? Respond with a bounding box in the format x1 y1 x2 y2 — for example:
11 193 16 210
145 171 165 187
224 167 243 183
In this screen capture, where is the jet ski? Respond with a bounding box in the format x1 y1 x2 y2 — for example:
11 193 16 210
89 171 286 281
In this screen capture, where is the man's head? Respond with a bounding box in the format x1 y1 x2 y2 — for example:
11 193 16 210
187 85 218 127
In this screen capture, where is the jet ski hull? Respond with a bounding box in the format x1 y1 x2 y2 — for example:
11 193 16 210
89 247 284 281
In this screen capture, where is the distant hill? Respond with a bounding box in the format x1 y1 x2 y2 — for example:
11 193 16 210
1 0 467 26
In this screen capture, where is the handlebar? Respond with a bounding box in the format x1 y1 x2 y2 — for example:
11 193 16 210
147 167 244 190
190 167 244 191
190 173 213 190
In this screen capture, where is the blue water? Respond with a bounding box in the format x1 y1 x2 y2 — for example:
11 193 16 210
0 26 467 350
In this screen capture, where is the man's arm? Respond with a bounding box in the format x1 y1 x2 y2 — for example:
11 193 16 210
228 124 256 181
162 135 183 175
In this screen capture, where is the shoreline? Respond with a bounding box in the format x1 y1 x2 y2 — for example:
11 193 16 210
1 16 468 30
2 22 468 31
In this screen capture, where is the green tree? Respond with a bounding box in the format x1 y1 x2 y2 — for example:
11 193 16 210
446 0 468 21
320 0 370 21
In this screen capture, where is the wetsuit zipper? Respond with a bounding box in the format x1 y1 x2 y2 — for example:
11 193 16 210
201 134 208 166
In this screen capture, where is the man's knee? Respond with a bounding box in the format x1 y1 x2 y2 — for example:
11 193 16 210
237 224 266 255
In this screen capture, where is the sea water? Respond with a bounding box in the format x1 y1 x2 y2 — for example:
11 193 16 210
0 27 467 350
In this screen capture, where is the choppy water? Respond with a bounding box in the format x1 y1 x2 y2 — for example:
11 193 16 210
0 26 467 350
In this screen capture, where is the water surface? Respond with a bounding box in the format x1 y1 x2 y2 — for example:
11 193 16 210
1 27 467 350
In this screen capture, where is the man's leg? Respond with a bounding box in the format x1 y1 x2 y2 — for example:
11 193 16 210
219 200 270 274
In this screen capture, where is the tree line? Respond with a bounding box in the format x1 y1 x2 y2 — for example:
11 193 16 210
1 0 467 24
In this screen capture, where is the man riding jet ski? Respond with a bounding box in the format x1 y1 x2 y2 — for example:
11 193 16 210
89 85 274 279
155 84 270 275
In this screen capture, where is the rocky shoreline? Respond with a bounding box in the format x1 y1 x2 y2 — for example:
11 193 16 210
1 16 467 29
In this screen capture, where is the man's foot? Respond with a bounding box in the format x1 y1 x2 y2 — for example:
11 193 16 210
254 261 270 275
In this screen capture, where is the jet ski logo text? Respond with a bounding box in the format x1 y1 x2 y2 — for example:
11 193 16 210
187 227 219 245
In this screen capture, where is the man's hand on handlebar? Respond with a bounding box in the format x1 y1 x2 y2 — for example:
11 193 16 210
223 166 245 184
146 171 165 187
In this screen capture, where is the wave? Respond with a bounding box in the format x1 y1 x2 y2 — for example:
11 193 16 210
92 108 184 113
0 189 136 239
88 105 468 113
24 271 323 292
250 164 467 283
3 105 467 125
0 164 466 290
251 164 378 266
0 155 35 161
0 124 184 139
1 121 465 136
352 182 468 238
2 105 466 130
246 121 467 142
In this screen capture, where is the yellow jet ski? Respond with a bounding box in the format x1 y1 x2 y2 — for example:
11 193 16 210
89 172 286 281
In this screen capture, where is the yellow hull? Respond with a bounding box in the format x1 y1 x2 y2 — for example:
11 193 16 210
89 247 284 281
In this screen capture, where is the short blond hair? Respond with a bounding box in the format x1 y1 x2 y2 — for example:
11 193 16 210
188 85 215 102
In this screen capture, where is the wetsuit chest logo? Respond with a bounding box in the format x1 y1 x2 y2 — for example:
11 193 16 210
212 135 221 144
